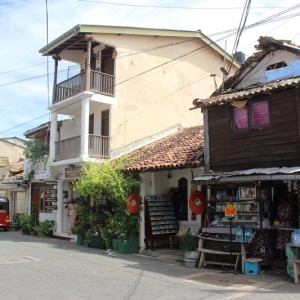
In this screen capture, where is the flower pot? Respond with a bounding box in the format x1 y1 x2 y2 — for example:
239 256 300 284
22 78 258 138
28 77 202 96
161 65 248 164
91 235 104 249
76 234 85 246
184 251 199 260
118 236 139 254
183 251 198 268
112 239 119 251
184 258 197 268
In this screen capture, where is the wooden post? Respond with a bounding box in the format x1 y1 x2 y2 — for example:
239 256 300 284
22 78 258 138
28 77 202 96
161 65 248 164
52 54 60 103
84 34 93 91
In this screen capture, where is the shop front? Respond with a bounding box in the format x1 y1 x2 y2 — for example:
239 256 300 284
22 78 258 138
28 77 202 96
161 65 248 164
192 167 300 276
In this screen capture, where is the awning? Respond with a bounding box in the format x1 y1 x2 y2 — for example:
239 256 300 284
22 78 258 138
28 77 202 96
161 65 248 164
192 167 300 184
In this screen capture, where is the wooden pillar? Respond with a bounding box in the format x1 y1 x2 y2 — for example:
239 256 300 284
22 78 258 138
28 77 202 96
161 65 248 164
52 55 60 103
84 34 93 91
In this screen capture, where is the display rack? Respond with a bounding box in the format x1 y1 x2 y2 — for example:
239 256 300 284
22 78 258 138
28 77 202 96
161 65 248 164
144 195 179 250
205 186 261 229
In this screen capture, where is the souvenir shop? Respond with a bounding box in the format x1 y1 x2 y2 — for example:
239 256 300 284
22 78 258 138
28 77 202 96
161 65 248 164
192 171 300 275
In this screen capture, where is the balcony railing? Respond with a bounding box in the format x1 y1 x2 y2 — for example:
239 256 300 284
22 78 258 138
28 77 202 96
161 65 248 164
55 135 110 161
88 135 110 158
53 71 115 104
55 136 81 161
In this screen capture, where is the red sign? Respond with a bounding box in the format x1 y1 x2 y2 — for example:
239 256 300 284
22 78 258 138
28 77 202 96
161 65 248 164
126 194 141 214
224 204 237 219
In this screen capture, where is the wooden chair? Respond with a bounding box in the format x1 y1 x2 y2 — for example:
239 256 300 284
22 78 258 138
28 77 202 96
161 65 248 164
169 225 189 248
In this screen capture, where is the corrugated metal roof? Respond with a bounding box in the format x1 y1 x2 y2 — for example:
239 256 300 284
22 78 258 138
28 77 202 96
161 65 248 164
193 76 300 108
192 166 300 183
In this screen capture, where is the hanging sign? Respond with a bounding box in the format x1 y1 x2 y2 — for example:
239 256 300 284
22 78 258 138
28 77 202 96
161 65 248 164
189 191 205 215
224 203 237 220
126 194 141 214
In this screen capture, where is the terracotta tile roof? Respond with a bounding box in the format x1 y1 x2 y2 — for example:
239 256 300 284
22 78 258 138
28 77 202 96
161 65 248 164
125 126 204 172
8 161 24 174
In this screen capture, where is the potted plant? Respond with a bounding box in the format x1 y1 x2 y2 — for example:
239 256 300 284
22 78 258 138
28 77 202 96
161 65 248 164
33 220 55 237
106 206 140 254
180 231 199 267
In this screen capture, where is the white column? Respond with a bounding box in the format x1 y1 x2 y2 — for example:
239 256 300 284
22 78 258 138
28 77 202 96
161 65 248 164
50 112 58 163
81 98 90 160
55 179 63 234
139 173 147 250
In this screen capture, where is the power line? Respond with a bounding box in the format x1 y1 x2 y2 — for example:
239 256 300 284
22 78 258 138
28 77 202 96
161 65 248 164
76 0 288 10
0 0 26 5
1 3 299 135
2 3 299 77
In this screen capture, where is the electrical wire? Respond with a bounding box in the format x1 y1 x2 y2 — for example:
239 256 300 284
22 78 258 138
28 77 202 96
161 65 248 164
76 0 288 10
45 0 51 114
1 2 299 136
0 0 26 5
2 3 299 77
227 0 251 76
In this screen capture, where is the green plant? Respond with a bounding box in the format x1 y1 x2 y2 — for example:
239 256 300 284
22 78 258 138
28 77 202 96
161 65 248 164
34 220 55 237
23 139 49 181
100 227 113 249
18 213 36 234
179 231 199 252
23 139 49 164
72 158 141 247
106 206 139 243
84 229 94 246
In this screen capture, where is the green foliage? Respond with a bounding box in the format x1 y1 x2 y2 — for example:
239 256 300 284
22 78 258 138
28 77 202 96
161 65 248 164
23 139 49 164
106 206 140 243
17 213 37 234
179 232 199 252
100 227 113 249
33 220 55 238
72 158 142 248
73 157 140 205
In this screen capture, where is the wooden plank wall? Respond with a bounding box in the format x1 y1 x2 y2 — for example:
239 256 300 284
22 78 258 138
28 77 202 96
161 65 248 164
208 88 300 171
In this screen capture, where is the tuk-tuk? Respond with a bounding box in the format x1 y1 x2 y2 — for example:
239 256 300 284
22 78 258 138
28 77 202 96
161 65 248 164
0 197 10 231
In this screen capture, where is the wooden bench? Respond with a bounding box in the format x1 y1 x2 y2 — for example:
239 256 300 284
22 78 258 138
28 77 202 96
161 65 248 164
198 247 241 271
288 260 300 284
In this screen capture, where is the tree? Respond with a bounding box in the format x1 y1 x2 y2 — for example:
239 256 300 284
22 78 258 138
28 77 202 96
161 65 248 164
72 157 141 247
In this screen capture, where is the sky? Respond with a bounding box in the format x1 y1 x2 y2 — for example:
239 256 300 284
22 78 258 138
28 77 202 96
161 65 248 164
0 0 299 139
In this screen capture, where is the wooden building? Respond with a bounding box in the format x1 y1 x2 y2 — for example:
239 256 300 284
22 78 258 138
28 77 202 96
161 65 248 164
192 36 300 274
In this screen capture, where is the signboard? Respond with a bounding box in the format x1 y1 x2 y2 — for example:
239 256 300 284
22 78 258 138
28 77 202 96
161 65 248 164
224 203 237 220
44 181 57 210
65 167 81 179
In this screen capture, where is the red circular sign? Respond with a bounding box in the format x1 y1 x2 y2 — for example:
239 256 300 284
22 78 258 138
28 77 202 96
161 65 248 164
189 191 205 215
126 194 141 214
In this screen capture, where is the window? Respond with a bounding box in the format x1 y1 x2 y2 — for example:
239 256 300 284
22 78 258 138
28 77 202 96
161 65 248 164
233 100 270 130
234 107 248 129
89 114 94 134
252 101 269 126
266 61 287 70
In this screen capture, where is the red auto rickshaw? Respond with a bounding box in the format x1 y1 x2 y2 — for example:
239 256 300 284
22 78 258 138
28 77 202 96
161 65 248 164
0 196 10 231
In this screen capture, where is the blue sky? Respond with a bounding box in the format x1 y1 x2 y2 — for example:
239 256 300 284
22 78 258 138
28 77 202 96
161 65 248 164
0 0 299 139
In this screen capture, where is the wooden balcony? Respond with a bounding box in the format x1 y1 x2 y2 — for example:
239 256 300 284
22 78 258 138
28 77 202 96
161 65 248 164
53 70 115 104
55 135 110 161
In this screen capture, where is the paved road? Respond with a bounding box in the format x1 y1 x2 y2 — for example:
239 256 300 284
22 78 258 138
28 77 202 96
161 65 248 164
0 231 299 300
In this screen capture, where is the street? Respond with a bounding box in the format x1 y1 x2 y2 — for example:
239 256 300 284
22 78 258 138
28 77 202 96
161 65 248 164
0 231 299 300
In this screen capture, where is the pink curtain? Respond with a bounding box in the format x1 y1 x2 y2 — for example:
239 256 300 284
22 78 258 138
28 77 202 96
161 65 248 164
234 107 248 128
252 102 269 125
